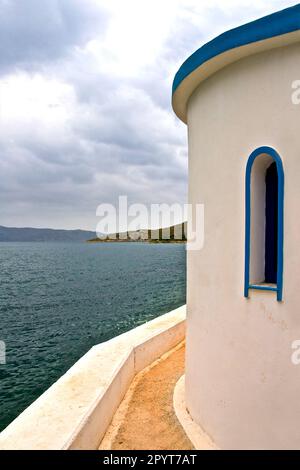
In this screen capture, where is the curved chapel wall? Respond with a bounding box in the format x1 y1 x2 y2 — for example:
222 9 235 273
186 42 300 449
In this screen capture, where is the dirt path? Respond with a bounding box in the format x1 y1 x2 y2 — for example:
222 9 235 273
99 343 193 450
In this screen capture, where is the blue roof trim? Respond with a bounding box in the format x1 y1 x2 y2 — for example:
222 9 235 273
172 4 300 95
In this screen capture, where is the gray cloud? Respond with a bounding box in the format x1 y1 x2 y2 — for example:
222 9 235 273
0 0 107 73
0 0 296 230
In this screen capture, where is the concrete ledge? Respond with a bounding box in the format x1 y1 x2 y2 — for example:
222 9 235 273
0 306 186 450
173 375 219 450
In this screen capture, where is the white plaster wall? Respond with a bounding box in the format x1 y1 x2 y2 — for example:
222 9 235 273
186 42 300 450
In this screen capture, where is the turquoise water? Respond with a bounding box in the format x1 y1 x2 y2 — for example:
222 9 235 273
0 242 186 431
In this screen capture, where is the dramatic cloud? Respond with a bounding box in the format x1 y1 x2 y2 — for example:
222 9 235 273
0 0 296 229
0 0 107 73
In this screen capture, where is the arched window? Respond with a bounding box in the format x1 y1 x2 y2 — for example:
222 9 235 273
244 147 284 301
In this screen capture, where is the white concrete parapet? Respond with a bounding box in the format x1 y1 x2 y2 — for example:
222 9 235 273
0 305 186 450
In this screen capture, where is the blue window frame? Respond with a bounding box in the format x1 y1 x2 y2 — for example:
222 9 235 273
244 146 284 301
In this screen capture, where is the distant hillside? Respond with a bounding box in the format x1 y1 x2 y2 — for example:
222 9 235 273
87 222 187 243
0 226 96 242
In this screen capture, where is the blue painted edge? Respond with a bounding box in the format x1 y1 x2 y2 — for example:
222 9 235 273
249 285 278 293
244 146 284 302
172 4 300 96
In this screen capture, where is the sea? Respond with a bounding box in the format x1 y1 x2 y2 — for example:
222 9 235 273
0 242 186 431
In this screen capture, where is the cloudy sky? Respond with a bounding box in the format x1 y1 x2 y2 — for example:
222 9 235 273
0 0 297 230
